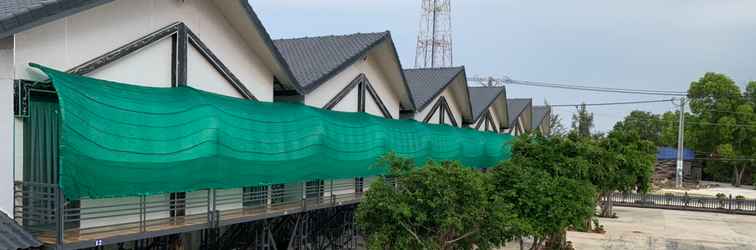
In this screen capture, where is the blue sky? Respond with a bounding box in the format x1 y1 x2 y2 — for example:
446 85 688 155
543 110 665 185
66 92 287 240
252 0 756 131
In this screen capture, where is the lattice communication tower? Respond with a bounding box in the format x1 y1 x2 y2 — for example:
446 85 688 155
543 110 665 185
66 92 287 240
414 0 453 68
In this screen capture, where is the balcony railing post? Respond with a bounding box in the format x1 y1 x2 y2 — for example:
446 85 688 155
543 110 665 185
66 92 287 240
330 179 335 206
55 186 64 249
301 181 307 211
140 195 146 233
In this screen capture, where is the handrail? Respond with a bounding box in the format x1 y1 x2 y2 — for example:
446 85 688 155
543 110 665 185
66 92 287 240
14 177 374 248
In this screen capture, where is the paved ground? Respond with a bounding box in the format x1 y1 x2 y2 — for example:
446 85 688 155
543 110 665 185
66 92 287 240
568 207 756 250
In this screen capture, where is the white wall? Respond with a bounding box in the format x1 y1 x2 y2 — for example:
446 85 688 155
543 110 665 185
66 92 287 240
13 0 274 100
11 0 277 223
489 108 501 132
413 86 463 127
472 108 501 132
304 46 402 118
0 37 12 215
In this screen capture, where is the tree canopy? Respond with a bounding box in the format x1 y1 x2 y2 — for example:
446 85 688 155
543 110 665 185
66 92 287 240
571 103 594 137
687 73 755 186
356 154 519 250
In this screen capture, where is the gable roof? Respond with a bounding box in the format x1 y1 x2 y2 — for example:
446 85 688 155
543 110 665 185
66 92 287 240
274 32 385 91
532 105 550 129
468 86 506 122
403 67 466 111
273 32 415 109
0 0 114 38
0 210 42 250
507 98 532 128
0 0 303 94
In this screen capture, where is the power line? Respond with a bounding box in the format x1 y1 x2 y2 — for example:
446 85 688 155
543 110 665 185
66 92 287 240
509 79 687 96
550 99 674 107
467 77 688 96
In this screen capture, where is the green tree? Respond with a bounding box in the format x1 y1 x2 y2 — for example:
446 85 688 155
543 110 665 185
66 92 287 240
595 129 656 217
571 103 594 137
356 154 518 250
491 135 596 250
658 111 698 147
613 111 663 145
687 73 755 186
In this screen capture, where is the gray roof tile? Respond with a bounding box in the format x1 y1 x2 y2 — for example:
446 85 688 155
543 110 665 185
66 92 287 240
507 98 531 128
403 67 464 110
273 32 388 91
0 210 42 250
468 86 505 122
532 105 550 129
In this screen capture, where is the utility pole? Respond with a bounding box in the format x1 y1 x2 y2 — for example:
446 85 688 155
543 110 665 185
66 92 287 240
675 97 686 189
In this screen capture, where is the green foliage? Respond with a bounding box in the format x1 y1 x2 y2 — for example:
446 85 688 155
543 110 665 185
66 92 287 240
571 103 594 137
491 163 595 248
687 72 755 186
356 154 518 250
491 135 597 249
613 111 663 145
658 111 698 147
603 129 657 193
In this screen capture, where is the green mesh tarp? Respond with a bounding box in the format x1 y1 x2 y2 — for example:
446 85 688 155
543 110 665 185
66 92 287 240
32 64 513 200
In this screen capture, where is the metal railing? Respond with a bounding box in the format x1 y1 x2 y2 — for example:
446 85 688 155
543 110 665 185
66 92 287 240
14 177 377 248
605 192 756 215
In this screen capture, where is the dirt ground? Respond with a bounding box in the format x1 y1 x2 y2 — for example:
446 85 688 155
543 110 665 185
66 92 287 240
500 206 756 250
569 207 756 250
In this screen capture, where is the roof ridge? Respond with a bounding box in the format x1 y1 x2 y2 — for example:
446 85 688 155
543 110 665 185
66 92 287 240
469 86 503 89
403 66 465 71
273 31 388 42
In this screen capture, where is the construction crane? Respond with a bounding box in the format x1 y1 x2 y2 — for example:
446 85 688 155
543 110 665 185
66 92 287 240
467 76 510 87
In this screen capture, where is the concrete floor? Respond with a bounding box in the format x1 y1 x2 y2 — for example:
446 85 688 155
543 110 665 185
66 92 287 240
568 207 756 250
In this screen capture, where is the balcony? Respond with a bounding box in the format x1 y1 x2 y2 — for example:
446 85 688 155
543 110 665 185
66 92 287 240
13 178 379 249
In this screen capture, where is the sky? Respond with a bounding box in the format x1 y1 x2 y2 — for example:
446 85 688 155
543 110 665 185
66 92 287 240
252 0 756 132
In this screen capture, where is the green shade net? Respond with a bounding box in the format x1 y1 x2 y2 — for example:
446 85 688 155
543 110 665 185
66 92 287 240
31 64 513 200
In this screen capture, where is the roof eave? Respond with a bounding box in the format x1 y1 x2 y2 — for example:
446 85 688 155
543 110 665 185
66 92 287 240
298 32 390 93
414 66 466 111
471 86 507 123
0 0 115 39
239 0 305 95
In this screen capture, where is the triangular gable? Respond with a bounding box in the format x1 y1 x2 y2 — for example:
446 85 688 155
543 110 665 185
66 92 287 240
468 86 506 122
507 99 532 129
322 74 394 119
67 22 256 99
273 32 414 111
404 67 473 123
532 105 551 131
1 0 299 94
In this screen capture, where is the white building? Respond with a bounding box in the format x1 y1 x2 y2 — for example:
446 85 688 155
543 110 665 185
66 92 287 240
402 67 473 127
467 86 509 133
503 99 533 136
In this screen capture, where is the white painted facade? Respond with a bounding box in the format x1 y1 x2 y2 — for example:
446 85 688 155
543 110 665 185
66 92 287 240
471 107 501 132
303 41 404 118
0 37 13 214
4 0 283 227
413 75 468 127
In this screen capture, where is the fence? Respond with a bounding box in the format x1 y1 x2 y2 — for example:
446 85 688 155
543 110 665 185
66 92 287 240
606 192 756 215
14 177 379 249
